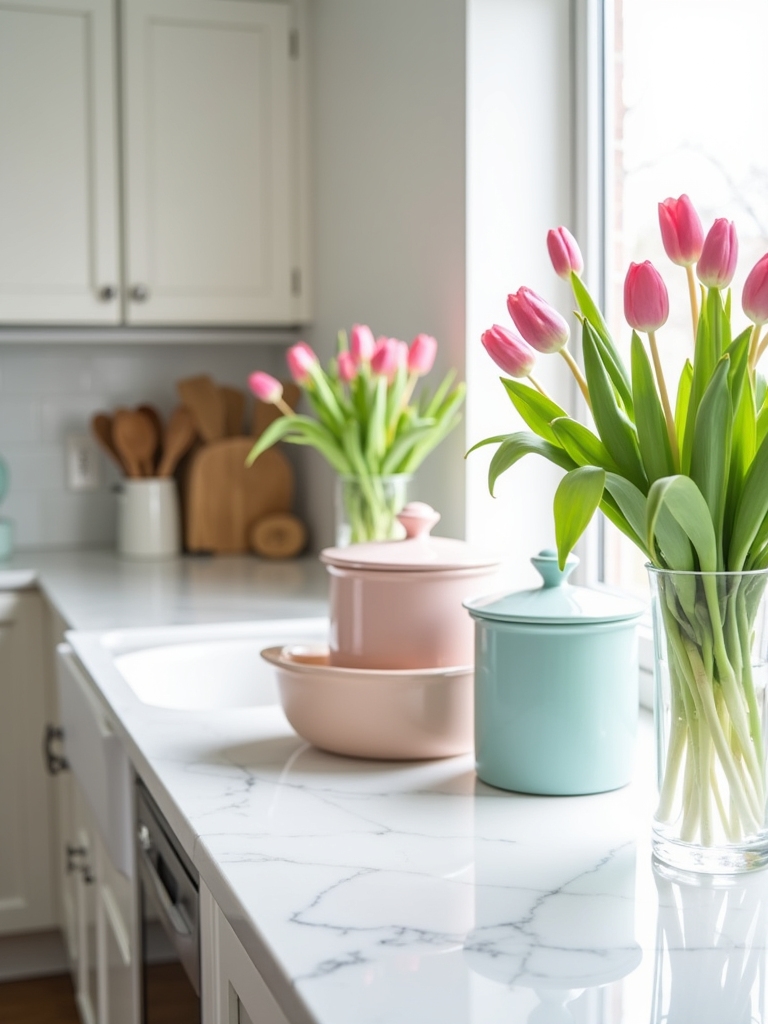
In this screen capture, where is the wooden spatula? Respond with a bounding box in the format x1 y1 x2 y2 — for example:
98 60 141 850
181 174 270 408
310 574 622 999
157 407 197 477
220 386 246 436
112 410 158 478
91 413 127 473
137 404 163 472
177 376 225 443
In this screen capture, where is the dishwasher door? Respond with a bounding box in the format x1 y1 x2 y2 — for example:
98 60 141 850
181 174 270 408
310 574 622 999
137 782 201 1024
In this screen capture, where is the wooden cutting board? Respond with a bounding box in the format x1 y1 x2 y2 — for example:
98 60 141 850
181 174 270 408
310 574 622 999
185 437 294 553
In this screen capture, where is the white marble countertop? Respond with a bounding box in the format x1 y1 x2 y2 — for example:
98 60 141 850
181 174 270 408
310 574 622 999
67 613 768 1024
0 548 328 628
13 548 767 1023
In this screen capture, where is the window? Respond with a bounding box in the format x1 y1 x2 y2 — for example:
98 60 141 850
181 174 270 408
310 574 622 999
600 0 768 594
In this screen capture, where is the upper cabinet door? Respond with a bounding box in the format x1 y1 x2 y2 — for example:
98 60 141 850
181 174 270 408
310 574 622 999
0 0 121 324
122 0 295 325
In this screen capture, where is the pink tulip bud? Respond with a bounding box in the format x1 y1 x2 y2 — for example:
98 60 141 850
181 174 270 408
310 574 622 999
506 287 570 354
407 334 438 375
286 342 318 385
248 371 283 404
350 324 376 362
623 261 669 333
481 325 536 378
337 350 357 382
743 253 768 326
697 219 738 289
658 195 704 267
546 227 584 279
371 338 407 379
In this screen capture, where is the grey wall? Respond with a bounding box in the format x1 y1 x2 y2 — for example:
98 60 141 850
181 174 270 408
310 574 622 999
303 0 468 548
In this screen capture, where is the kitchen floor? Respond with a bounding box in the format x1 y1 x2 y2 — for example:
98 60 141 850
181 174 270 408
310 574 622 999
0 974 79 1024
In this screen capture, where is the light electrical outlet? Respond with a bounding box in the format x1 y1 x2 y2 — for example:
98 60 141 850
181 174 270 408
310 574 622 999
66 434 100 492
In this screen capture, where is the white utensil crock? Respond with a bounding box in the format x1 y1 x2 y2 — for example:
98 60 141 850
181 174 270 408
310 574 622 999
117 479 181 559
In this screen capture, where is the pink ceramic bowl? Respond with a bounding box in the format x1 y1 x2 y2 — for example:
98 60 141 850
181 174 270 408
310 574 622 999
260 644 474 760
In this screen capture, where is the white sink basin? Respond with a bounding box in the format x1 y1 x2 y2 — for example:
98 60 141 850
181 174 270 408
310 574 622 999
115 638 283 710
68 618 329 711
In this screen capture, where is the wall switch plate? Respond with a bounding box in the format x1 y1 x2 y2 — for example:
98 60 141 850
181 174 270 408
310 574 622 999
66 434 100 492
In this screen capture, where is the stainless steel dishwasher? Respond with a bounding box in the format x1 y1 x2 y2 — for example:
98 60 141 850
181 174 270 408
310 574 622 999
136 781 201 1023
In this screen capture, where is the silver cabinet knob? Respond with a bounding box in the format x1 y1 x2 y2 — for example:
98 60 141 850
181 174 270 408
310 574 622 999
98 285 117 301
130 284 150 302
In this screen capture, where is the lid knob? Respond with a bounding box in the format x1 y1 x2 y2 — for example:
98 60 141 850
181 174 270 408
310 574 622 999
531 548 579 588
396 502 441 540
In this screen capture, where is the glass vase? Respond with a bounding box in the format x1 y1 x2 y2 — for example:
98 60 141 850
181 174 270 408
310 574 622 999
649 566 768 872
334 474 411 547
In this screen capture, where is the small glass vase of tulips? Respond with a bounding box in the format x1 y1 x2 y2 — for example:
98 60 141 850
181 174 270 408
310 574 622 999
472 197 768 872
247 328 465 545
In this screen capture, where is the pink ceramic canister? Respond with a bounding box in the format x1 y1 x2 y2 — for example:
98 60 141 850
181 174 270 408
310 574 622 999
320 502 499 670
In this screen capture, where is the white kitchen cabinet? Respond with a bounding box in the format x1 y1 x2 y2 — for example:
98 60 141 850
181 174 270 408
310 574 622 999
0 0 308 328
0 0 121 324
122 0 299 325
201 883 290 1024
0 591 57 935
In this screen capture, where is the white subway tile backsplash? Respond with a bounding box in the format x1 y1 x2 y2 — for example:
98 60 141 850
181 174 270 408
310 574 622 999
0 342 290 549
0 399 42 443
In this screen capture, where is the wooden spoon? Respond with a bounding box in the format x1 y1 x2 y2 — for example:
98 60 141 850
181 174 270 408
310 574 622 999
137 404 163 473
91 413 127 473
177 376 225 442
157 407 197 477
112 410 158 479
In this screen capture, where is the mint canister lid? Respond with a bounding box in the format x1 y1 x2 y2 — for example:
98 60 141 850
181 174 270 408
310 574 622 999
464 549 645 625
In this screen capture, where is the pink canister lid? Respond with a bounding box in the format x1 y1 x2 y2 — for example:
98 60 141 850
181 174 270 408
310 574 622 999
320 502 499 572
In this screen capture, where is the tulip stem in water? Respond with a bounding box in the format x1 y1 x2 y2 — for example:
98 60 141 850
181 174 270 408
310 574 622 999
685 265 699 338
559 347 592 412
648 330 680 471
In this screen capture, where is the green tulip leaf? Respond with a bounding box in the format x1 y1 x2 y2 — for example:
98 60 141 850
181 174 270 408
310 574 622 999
630 331 674 483
582 321 647 491
647 475 718 573
689 356 732 565
550 417 619 472
554 466 606 569
674 359 693 451
245 414 351 475
571 275 633 411
487 432 576 497
500 378 567 444
728 428 768 570
604 472 692 569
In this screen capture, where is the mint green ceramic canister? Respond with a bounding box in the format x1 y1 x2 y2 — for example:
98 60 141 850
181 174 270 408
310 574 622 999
464 550 644 796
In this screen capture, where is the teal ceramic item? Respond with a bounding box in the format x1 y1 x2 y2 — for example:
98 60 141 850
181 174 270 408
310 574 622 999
464 550 644 796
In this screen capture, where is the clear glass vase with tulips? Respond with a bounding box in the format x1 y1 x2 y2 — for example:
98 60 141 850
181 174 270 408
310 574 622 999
472 197 768 871
247 328 465 545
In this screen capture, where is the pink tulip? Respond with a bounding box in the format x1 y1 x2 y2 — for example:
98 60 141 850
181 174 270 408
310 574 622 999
697 219 738 288
371 338 407 379
624 261 669 333
337 350 357 382
286 342 318 385
742 253 768 325
546 227 584 279
248 371 283 404
658 195 704 267
408 334 438 376
506 287 570 354
481 325 536 378
350 324 376 362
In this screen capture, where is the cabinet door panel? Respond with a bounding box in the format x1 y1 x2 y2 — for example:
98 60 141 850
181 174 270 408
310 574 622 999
122 0 293 325
0 0 120 323
0 593 56 934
